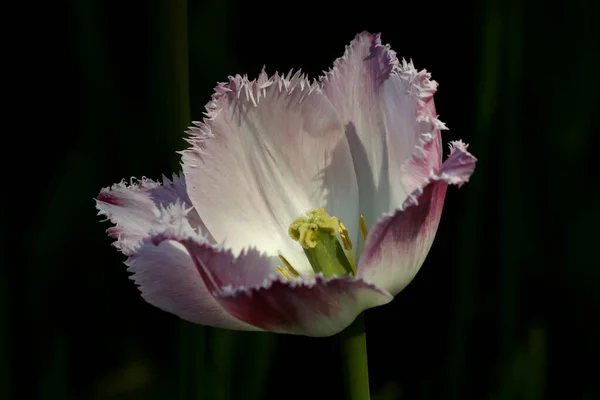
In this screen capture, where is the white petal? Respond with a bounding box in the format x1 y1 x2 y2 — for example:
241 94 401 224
321 32 444 234
182 70 358 275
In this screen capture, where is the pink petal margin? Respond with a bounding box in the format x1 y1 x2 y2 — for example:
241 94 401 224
152 231 393 337
127 203 258 330
95 173 208 255
357 141 476 296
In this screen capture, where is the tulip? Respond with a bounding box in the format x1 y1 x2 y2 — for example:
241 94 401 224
96 31 476 338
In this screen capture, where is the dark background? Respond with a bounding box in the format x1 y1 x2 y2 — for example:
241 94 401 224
5 0 599 399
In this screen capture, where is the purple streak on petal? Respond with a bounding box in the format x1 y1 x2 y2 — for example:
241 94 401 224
152 227 278 294
216 275 392 337
152 228 392 337
126 206 257 330
124 203 258 330
126 238 257 331
357 142 477 296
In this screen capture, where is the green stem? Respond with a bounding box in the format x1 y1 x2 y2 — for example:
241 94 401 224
340 313 370 400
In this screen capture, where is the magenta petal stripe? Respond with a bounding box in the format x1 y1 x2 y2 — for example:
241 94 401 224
152 229 392 337
357 141 476 295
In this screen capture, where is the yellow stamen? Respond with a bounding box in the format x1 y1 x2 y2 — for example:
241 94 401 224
360 215 368 245
338 221 352 251
276 265 293 280
279 255 300 277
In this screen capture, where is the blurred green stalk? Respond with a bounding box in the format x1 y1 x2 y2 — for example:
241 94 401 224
446 0 502 397
149 1 207 399
156 0 191 161
496 0 523 396
0 228 8 400
340 313 370 400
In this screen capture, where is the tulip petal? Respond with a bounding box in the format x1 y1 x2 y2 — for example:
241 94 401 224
216 276 392 337
181 71 358 276
357 141 476 296
153 227 392 337
322 32 446 230
126 203 257 330
96 173 209 255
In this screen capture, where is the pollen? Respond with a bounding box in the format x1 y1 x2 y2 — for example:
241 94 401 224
288 208 356 278
288 208 339 249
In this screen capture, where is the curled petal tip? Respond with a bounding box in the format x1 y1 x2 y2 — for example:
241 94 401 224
439 141 477 187
358 141 476 295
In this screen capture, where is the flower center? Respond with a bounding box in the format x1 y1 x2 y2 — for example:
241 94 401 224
285 208 355 279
